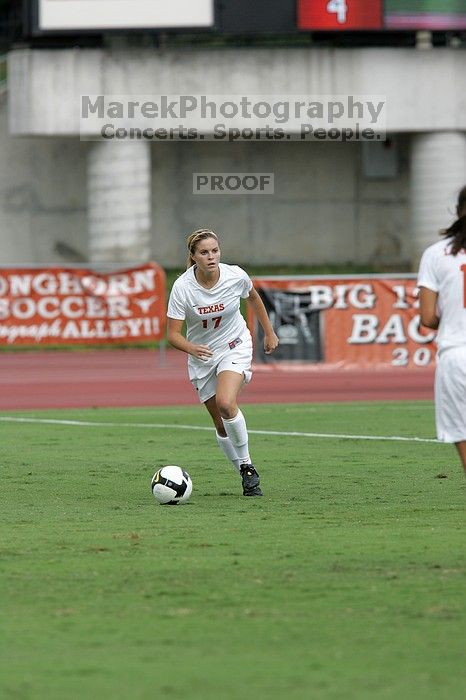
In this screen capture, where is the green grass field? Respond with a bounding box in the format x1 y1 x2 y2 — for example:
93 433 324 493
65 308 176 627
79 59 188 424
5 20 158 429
1 402 465 700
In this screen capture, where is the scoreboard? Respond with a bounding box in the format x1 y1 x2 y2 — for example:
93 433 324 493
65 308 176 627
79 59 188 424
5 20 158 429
298 1 383 30
30 0 466 35
298 1 466 31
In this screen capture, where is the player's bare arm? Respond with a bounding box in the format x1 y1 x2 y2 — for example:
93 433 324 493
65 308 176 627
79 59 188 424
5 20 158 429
167 317 213 360
419 287 440 330
246 287 279 354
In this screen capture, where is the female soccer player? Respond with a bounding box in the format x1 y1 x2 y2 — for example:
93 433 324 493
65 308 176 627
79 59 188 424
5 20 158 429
167 228 279 496
418 185 466 475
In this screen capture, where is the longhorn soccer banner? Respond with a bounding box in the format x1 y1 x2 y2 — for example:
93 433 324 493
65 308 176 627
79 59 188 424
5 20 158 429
0 263 166 346
250 275 437 368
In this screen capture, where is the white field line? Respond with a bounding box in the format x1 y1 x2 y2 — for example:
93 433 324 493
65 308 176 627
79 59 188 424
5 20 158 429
0 416 439 444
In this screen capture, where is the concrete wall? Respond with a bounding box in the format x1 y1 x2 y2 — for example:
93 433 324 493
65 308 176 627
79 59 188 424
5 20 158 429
1 88 411 267
3 45 465 268
8 47 466 135
151 139 411 268
0 93 88 264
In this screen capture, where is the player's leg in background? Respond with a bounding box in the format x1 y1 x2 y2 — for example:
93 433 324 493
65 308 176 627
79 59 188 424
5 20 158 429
454 441 466 475
204 394 241 472
436 351 466 478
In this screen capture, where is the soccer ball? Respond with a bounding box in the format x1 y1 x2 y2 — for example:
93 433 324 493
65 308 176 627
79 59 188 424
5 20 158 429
151 466 193 505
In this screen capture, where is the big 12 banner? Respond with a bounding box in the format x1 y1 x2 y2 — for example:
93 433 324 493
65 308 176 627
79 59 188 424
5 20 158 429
250 276 437 368
298 0 383 30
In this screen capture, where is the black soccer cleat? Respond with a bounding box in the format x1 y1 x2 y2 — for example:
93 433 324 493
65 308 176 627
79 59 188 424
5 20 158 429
240 464 263 497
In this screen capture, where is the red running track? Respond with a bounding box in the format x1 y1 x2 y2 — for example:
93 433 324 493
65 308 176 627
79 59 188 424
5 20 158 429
0 349 434 410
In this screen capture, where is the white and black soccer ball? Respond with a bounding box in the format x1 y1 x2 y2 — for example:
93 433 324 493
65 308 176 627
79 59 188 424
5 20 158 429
151 466 193 505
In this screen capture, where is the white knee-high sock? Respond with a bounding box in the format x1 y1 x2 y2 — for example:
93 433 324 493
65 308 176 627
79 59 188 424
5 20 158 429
222 409 251 464
216 433 241 472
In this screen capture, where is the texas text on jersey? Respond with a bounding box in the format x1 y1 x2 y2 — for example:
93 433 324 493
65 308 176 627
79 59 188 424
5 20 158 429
167 263 253 369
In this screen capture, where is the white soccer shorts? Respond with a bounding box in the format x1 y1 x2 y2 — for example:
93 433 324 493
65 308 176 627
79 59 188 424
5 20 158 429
190 342 253 404
435 346 466 443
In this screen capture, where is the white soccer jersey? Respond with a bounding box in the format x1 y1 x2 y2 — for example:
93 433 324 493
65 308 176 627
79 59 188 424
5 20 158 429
417 239 466 353
167 263 253 376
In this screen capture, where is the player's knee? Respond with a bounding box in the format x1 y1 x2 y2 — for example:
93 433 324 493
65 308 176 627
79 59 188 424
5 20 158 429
216 396 237 419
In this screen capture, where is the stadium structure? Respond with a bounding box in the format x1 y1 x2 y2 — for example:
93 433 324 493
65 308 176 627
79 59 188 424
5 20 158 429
0 1 466 269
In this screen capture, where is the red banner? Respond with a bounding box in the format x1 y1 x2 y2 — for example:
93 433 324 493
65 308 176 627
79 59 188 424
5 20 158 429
251 276 437 368
298 0 383 30
0 263 166 346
